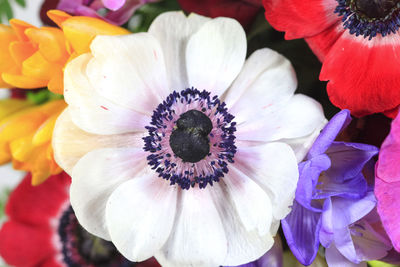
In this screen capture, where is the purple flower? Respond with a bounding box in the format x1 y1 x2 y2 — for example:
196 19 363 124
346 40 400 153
57 0 158 25
281 110 389 266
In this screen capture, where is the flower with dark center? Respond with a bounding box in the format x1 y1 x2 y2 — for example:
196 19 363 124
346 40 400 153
53 11 326 266
264 0 400 118
0 173 159 267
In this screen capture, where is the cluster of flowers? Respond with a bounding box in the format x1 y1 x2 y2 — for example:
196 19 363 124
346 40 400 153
0 0 400 267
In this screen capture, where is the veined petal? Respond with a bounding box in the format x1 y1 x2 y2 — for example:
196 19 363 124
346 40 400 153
106 175 178 261
149 11 210 91
186 16 246 97
263 0 339 39
281 201 322 266
70 147 148 240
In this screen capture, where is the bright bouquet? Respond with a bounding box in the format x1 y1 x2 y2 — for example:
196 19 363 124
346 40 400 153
0 0 398 267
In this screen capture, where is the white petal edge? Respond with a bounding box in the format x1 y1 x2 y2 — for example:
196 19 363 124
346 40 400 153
106 175 178 261
64 53 150 135
148 11 211 91
186 17 246 97
210 184 275 266
52 108 144 174
87 33 170 113
70 147 148 240
234 142 299 220
157 188 227 266
235 94 326 143
224 48 297 124
224 165 273 236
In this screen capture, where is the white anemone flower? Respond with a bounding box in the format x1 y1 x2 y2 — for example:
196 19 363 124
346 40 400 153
53 11 326 267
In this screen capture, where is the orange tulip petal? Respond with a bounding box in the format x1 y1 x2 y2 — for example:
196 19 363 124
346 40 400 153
9 19 35 42
9 41 36 67
10 135 35 162
47 71 64 94
62 16 130 54
0 25 18 72
25 27 69 63
47 10 71 29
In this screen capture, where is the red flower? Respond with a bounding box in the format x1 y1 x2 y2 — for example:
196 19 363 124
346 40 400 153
178 0 263 29
0 172 160 267
263 0 400 118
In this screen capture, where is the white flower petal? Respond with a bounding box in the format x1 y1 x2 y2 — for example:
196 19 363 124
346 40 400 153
106 176 178 261
281 121 327 162
224 48 297 122
235 94 326 143
224 166 273 236
186 17 246 97
64 53 150 135
87 33 170 113
158 188 227 266
53 108 144 174
209 184 275 266
148 11 210 91
70 147 148 240
234 142 299 220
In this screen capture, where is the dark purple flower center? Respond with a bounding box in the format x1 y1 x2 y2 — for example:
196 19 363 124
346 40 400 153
335 0 400 39
355 0 399 18
169 109 213 163
58 206 133 267
143 88 237 190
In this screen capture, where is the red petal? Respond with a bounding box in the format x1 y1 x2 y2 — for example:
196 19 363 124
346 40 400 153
0 221 56 266
178 0 262 29
321 32 400 116
305 23 344 62
5 172 70 226
263 0 339 39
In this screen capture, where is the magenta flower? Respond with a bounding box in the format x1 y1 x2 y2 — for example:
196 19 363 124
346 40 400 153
57 0 157 25
376 111 400 252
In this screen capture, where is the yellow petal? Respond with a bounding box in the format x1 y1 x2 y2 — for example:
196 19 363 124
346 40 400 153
0 141 11 164
61 16 130 54
0 98 32 120
31 149 52 185
22 51 61 81
10 134 35 162
25 27 69 63
2 72 47 89
32 113 59 146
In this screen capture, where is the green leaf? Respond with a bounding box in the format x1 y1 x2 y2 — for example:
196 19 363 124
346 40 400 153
14 0 25 8
368 261 399 267
0 0 13 22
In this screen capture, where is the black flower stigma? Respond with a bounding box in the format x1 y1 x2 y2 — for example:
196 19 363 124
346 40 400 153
170 109 212 163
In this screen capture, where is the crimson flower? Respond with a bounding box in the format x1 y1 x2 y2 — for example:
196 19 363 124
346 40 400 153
0 172 160 267
178 0 263 29
263 0 400 118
